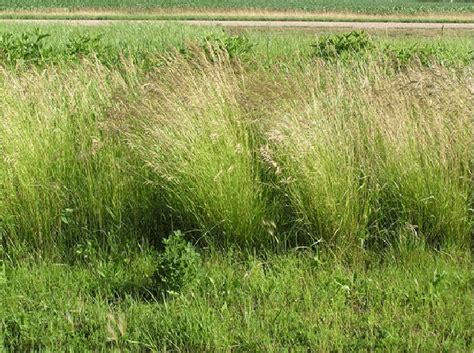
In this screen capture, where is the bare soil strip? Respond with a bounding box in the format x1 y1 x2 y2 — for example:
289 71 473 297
2 19 474 29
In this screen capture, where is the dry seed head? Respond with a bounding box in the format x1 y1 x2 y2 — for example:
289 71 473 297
266 129 285 144
234 143 243 154
260 145 282 175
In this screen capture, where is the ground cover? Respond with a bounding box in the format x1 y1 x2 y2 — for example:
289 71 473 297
1 25 473 351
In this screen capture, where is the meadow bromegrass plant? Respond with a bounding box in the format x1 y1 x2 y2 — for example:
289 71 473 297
1 30 472 255
126 50 279 246
0 62 161 257
260 61 472 250
121 49 472 251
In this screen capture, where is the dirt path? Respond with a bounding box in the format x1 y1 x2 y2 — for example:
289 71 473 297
2 19 474 29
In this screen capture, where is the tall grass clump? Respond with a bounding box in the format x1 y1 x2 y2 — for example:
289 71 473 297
1 41 472 255
365 67 473 248
249 62 378 249
0 62 159 257
127 49 278 246
258 61 473 250
124 50 472 250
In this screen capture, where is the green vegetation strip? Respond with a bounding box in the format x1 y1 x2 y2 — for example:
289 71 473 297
2 242 472 351
1 13 474 23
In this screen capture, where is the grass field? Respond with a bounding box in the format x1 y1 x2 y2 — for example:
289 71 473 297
1 24 473 350
2 247 472 350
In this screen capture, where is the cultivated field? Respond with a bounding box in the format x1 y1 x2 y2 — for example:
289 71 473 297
1 0 474 23
1 23 473 351
1 0 474 13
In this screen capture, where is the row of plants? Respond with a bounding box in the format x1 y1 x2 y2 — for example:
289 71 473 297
1 49 472 260
1 28 471 69
2 0 473 13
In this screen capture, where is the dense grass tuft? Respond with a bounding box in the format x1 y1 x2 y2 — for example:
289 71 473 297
1 33 472 253
0 63 161 257
127 51 279 246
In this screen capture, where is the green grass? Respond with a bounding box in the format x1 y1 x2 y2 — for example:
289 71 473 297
1 0 473 14
0 24 472 68
1 246 472 351
1 25 473 350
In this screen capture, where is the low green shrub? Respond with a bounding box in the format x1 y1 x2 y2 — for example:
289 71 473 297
384 42 472 67
152 231 202 295
201 33 253 59
312 30 374 61
65 32 114 63
0 28 51 66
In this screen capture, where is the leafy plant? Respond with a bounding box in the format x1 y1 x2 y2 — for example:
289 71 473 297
152 231 202 295
66 33 103 57
65 33 115 64
312 30 374 60
201 33 253 60
0 28 51 66
384 42 468 68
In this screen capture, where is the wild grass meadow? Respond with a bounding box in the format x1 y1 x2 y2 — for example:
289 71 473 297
0 25 473 350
